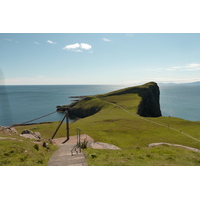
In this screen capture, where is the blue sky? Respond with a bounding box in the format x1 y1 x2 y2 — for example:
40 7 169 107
1 33 200 85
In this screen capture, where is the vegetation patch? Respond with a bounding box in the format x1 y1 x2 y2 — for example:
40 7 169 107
0 127 57 166
84 146 200 166
0 138 57 166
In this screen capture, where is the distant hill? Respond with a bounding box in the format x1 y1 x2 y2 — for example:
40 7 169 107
159 81 200 85
188 81 200 85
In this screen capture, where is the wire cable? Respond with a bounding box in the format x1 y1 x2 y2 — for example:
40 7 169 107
11 111 57 127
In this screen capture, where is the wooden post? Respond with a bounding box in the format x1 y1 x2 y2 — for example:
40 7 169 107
79 129 81 152
51 114 66 139
61 107 70 144
76 128 81 152
77 128 79 146
66 107 69 141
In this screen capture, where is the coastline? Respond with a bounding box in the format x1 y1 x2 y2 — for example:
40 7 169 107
1 84 200 127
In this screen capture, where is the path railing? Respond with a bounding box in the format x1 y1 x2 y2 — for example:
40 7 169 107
71 128 88 156
71 128 81 156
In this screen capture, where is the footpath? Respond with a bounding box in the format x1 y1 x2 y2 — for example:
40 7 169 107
48 134 94 166
47 134 121 166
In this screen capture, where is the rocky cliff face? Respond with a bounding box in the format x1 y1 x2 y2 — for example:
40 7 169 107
68 97 105 119
136 82 162 117
104 81 162 117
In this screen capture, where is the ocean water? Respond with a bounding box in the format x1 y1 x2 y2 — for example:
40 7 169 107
159 84 200 121
0 85 124 126
0 84 199 126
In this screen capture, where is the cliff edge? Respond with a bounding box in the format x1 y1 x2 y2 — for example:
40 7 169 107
100 81 162 117
58 82 162 118
137 82 162 117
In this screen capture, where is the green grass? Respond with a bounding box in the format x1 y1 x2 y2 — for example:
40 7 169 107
70 92 200 165
12 83 200 166
85 146 200 166
0 128 57 166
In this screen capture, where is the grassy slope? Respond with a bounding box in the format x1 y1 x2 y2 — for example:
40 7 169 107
14 83 200 166
0 129 57 166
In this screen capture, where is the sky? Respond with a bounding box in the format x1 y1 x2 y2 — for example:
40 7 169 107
1 33 200 85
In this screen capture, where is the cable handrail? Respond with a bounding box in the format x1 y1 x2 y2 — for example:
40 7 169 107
11 111 57 127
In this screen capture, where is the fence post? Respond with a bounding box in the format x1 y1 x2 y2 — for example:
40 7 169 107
51 114 66 139
79 128 81 153
76 128 81 153
66 107 69 140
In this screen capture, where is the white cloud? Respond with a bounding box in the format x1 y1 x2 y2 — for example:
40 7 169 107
63 43 92 52
47 40 56 44
167 63 200 71
173 66 182 69
102 38 111 42
63 43 80 50
34 42 39 45
80 43 92 50
74 49 82 52
4 76 74 85
166 66 182 71
184 63 200 71
4 38 12 42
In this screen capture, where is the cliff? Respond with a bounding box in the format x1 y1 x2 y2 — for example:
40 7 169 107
58 82 162 118
100 82 162 117
68 96 106 119
137 82 162 117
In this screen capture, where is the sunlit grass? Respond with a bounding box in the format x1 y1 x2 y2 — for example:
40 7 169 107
0 132 57 166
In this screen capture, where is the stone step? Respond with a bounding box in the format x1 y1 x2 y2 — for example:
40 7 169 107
47 136 91 166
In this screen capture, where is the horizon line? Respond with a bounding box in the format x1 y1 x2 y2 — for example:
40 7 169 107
1 81 200 86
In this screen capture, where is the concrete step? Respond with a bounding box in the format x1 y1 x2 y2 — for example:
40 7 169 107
48 136 89 166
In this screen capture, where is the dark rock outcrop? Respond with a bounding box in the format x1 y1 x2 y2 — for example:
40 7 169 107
68 106 102 119
137 82 162 117
68 97 104 119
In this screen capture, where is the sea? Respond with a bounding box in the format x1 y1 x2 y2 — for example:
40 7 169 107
0 84 199 127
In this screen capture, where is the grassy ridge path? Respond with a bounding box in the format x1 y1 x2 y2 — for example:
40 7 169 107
98 97 200 144
48 134 94 166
